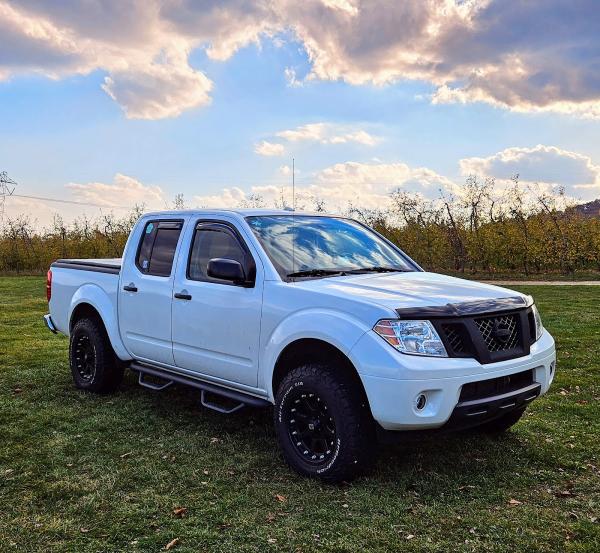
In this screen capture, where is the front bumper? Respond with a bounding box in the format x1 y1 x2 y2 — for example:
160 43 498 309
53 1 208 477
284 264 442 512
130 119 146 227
351 328 556 430
443 382 541 431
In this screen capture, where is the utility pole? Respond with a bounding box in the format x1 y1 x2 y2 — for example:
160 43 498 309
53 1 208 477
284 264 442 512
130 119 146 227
0 171 17 218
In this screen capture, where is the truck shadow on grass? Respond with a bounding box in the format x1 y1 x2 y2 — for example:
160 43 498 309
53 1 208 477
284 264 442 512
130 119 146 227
117 370 553 495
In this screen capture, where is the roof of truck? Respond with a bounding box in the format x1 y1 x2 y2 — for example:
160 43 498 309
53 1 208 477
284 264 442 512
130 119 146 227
142 208 339 218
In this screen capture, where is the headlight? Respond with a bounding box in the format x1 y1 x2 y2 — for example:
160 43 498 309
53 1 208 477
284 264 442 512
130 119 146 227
373 320 448 357
532 304 543 341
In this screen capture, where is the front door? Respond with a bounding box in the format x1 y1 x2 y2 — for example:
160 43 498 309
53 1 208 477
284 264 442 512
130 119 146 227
171 219 263 387
119 219 184 366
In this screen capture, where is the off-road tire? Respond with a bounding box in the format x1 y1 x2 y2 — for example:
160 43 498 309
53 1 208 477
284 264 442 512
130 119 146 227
69 317 124 394
274 363 376 483
476 407 526 434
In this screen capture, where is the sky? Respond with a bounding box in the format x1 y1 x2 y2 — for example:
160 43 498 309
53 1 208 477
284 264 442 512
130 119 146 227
0 0 599 228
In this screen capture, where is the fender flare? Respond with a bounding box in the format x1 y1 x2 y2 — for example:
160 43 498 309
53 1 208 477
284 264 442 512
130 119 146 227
259 308 369 400
69 284 131 361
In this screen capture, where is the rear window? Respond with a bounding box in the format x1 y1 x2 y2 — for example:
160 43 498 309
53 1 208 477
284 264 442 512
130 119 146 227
136 221 182 277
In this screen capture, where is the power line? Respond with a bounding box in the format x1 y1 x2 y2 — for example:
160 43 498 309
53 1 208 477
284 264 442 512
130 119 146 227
5 193 132 209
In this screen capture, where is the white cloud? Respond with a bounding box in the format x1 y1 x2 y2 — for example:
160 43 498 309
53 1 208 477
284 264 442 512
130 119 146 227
320 0 359 17
1 173 164 229
281 0 600 117
5 145 598 229
101 62 212 120
254 140 285 156
276 123 380 145
284 66 303 87
4 1 596 118
194 160 456 211
65 173 166 208
2 195 59 229
194 186 248 208
460 145 600 200
0 0 216 120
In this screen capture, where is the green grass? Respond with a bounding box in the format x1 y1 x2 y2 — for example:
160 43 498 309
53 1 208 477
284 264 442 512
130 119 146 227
1 277 599 552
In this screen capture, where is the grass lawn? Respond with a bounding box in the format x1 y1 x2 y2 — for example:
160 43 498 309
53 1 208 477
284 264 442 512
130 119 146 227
0 277 598 552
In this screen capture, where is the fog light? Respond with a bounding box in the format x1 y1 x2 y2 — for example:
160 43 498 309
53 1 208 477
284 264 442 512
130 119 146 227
415 394 427 411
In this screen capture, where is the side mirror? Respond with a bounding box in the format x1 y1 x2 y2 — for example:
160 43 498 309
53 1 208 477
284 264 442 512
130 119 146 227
207 258 247 284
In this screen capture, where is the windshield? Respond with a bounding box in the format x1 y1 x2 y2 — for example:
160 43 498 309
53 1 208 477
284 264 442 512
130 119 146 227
246 215 417 279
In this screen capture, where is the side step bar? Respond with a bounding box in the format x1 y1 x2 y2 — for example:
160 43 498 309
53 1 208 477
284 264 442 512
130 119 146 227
130 362 271 412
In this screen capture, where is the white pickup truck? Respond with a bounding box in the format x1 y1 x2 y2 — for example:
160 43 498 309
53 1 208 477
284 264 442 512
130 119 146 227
45 209 556 481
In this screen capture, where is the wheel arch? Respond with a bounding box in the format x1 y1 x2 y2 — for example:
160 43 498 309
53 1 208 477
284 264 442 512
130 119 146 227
70 302 104 331
69 285 131 361
271 338 372 413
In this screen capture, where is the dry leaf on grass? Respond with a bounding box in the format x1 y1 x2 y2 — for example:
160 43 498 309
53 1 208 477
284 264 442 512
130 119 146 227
508 499 523 506
165 537 180 550
275 494 286 503
173 507 187 518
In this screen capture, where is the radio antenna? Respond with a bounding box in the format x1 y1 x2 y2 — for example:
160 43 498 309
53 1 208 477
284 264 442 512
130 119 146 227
292 157 296 276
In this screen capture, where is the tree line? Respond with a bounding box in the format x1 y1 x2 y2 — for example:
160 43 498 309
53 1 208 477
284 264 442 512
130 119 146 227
1 177 599 277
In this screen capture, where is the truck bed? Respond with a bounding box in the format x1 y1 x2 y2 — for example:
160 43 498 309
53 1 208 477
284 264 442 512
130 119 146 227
51 258 122 274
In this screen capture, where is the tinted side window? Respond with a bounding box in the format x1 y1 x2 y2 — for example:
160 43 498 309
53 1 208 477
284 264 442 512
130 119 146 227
136 222 157 272
136 221 182 277
189 227 246 282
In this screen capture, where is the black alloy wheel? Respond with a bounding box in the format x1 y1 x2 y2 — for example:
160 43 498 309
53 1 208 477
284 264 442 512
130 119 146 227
73 333 96 382
284 388 337 464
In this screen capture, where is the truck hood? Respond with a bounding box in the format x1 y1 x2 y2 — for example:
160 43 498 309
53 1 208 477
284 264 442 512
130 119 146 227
298 271 524 313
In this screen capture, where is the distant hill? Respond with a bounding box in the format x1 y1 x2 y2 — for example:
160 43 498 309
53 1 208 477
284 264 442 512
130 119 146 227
570 199 600 217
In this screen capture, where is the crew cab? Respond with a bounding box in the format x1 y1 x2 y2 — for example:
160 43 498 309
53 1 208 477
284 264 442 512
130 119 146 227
44 209 556 481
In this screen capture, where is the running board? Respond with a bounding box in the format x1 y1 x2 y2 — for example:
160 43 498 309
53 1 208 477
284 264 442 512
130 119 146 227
130 362 270 411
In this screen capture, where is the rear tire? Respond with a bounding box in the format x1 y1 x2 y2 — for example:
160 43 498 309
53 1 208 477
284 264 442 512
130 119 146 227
274 363 376 483
69 317 124 394
476 407 526 434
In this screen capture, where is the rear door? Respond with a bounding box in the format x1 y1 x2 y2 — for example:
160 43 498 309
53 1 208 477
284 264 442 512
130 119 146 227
119 218 185 366
171 219 263 387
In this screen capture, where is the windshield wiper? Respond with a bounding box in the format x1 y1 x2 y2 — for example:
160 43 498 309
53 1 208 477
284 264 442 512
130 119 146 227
345 266 407 274
286 269 345 279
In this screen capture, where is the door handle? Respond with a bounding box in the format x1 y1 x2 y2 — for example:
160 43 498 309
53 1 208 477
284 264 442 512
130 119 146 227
123 284 138 292
174 292 192 300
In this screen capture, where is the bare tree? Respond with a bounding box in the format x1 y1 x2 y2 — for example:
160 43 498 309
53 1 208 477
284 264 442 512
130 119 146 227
172 193 186 210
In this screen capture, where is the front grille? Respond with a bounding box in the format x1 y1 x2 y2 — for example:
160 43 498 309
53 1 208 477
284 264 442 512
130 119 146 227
474 314 520 352
433 307 532 364
459 369 534 402
442 324 467 354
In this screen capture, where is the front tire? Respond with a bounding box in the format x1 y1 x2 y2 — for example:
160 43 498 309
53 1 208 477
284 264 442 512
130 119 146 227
274 364 376 483
69 317 124 394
